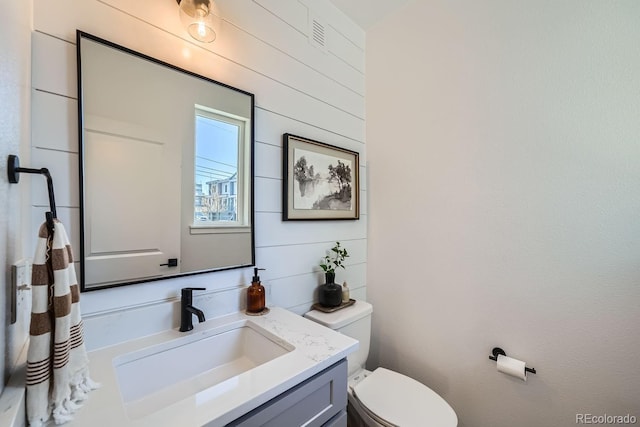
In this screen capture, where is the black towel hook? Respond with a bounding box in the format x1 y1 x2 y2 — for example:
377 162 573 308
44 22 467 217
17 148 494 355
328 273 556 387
7 155 57 234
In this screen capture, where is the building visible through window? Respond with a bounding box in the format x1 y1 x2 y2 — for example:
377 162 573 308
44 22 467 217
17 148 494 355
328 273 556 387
194 108 245 223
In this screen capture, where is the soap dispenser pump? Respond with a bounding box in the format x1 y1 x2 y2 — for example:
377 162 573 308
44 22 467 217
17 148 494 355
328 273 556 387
247 267 266 313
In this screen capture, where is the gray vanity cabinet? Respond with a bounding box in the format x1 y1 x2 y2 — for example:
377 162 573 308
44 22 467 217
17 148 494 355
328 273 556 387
225 359 348 427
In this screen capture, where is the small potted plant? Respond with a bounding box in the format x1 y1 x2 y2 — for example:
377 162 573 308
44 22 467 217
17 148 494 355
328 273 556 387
319 241 349 307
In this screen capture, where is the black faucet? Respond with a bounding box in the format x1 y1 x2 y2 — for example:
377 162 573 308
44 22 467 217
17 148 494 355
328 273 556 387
180 287 206 332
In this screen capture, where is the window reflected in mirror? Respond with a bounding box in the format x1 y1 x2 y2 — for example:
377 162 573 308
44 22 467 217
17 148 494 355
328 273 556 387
193 107 250 228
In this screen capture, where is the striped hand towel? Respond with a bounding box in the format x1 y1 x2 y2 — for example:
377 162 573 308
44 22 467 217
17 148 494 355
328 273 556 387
26 220 99 426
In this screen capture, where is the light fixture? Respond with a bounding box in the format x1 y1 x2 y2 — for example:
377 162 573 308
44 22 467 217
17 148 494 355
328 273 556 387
177 0 216 43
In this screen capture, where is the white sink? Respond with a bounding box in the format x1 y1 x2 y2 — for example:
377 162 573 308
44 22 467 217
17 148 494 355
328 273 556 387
113 320 293 419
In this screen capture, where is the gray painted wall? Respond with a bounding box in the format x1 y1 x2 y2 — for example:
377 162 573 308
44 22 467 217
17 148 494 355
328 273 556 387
0 0 32 393
366 1 640 426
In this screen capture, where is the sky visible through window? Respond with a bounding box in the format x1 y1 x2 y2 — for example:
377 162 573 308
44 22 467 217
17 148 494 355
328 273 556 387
195 114 239 195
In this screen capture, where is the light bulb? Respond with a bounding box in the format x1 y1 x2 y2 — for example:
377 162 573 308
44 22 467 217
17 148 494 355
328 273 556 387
197 22 207 38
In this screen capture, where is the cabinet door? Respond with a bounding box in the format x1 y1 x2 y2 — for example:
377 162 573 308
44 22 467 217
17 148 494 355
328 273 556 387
322 410 347 427
226 359 347 427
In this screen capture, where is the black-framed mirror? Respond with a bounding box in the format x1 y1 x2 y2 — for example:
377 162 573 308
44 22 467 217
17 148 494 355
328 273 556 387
77 31 255 291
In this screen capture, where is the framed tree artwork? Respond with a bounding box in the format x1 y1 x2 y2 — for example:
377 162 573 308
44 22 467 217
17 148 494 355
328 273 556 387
282 134 360 220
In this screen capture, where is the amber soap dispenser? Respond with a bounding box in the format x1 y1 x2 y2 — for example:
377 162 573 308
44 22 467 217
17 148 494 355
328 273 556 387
247 267 266 313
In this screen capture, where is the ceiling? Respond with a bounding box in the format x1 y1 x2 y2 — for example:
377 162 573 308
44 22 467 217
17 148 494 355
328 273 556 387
329 0 412 30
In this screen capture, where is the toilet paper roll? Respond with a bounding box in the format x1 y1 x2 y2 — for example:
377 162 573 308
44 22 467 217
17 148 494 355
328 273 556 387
497 354 527 381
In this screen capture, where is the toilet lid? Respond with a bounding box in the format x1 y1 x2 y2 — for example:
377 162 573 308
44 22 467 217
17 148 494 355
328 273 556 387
352 368 457 427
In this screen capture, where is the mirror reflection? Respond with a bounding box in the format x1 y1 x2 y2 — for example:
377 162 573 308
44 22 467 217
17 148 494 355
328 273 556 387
77 31 254 291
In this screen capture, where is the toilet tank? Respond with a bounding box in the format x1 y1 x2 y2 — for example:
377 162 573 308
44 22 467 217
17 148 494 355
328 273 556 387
304 300 373 376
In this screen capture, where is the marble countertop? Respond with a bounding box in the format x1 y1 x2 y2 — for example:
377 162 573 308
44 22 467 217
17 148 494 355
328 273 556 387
68 307 358 427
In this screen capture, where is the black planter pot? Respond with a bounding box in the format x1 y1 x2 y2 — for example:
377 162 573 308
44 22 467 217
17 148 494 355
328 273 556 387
319 272 343 307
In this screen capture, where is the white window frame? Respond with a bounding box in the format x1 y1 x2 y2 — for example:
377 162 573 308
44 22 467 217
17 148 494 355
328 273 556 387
190 106 251 235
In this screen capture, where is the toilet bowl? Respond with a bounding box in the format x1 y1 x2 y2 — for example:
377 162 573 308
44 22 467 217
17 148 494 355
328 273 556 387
304 300 457 427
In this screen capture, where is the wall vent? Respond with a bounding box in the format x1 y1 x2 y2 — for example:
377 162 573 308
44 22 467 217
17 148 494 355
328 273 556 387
309 14 327 52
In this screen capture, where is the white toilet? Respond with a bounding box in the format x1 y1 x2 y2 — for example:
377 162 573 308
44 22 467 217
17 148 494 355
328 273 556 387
305 300 457 427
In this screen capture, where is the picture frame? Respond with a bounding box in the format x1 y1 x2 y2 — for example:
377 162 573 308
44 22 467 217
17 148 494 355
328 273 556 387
282 133 360 221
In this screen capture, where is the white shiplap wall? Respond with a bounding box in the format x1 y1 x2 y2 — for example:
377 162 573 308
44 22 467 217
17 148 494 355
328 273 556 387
30 0 366 350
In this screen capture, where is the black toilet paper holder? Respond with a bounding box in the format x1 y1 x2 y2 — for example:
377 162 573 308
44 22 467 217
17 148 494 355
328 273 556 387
488 347 537 374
